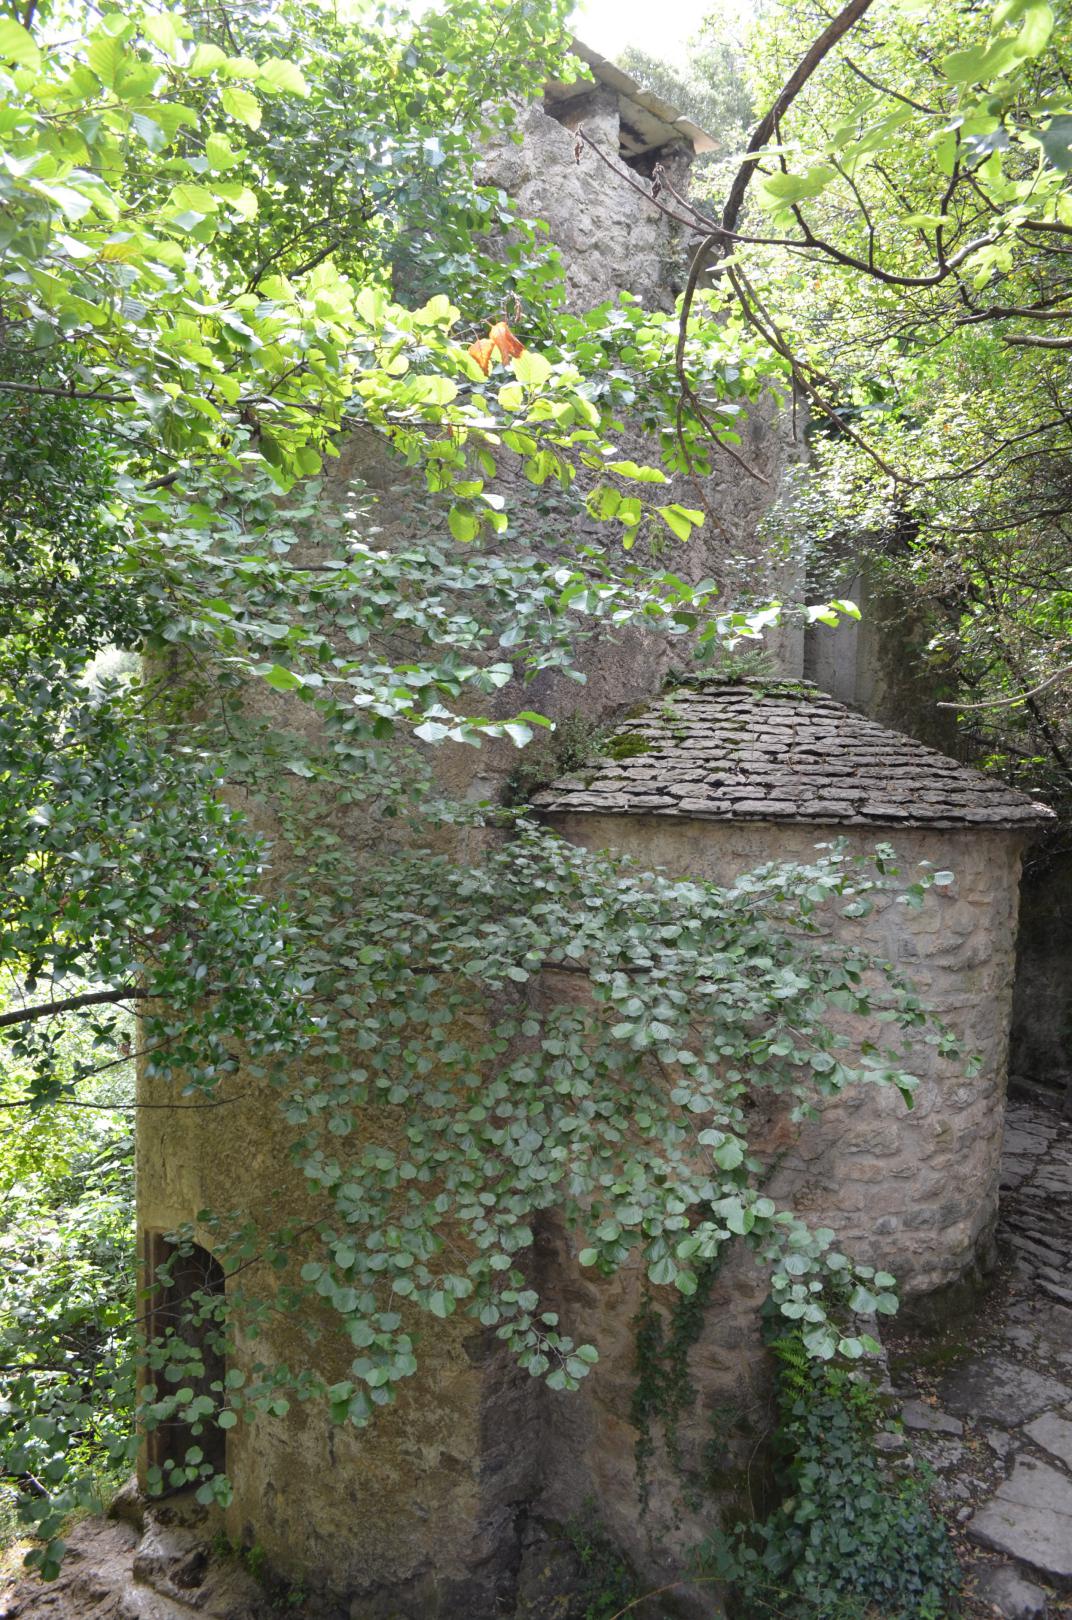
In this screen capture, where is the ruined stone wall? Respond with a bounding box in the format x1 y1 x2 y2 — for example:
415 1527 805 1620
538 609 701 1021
803 557 961 756
135 77 811 1620
1009 843 1072 1098
547 815 1022 1293
479 86 691 313
136 825 542 1619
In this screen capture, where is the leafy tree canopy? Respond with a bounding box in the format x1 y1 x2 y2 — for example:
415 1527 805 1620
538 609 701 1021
664 0 1072 805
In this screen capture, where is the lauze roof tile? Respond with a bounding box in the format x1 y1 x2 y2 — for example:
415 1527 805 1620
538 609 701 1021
533 681 1055 830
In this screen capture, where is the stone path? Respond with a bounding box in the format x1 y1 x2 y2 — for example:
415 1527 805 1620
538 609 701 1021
891 1091 1072 1620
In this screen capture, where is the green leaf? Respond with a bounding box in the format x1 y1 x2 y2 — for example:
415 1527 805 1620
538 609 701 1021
713 1138 744 1171
87 34 125 87
802 1326 838 1359
262 664 302 691
166 184 220 216
0 16 41 68
205 134 242 171
220 85 262 130
1039 115 1072 172
448 507 478 543
188 41 228 75
1016 0 1054 57
142 13 184 59
258 58 310 96
941 36 1021 83
657 505 703 541
606 460 668 483
756 165 836 208
511 350 552 388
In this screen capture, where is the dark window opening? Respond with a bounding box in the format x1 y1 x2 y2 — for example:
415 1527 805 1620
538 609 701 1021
143 1232 227 1489
616 139 675 179
543 89 686 176
542 87 603 133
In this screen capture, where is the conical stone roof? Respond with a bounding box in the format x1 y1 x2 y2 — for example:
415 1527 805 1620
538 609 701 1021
534 680 1054 831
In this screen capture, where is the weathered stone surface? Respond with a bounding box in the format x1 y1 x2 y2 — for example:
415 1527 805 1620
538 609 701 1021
1009 848 1072 1097
971 1562 1050 1620
0 1520 197 1620
1024 1410 1072 1468
938 1357 1071 1426
1004 1128 1055 1157
480 88 693 315
988 1430 1018 1460
901 1398 964 1436
967 1458 1072 1586
549 815 1024 1300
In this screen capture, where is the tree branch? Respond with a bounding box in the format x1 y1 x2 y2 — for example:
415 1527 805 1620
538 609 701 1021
937 663 1072 710
721 0 877 240
1003 333 1072 349
0 986 147 1030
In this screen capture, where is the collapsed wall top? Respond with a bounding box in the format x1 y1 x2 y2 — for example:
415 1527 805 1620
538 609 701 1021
533 680 1055 830
543 37 718 160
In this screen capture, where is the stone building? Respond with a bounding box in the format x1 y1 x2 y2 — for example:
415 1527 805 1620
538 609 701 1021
536 678 1052 1300
481 40 714 312
130 42 1056 1620
525 679 1053 1598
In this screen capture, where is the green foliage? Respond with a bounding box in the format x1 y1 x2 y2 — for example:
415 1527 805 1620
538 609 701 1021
630 1255 723 1501
0 1008 136 1578
502 712 607 805
703 1327 961 1620
721 0 1072 808
564 1508 641 1620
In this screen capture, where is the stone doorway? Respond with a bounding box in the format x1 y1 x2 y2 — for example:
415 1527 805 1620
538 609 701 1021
142 1233 227 1489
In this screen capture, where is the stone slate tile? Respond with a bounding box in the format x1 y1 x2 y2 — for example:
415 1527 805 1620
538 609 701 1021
1024 1410 1072 1468
938 1356 1072 1426
970 1562 1050 1620
902 1398 964 1436
967 1457 1072 1585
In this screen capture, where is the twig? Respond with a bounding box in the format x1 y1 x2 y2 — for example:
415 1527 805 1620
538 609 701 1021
937 663 1072 709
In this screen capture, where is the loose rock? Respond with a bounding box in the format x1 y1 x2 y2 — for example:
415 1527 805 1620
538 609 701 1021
972 1561 1050 1619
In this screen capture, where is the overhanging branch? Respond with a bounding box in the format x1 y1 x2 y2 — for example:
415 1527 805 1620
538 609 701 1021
0 986 148 1030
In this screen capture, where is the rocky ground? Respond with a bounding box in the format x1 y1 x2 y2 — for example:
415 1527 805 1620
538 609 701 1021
888 1088 1072 1620
2 1090 1072 1620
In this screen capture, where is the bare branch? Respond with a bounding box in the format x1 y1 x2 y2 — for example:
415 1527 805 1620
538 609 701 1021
721 0 877 241
0 986 147 1030
937 663 1072 710
1003 333 1072 350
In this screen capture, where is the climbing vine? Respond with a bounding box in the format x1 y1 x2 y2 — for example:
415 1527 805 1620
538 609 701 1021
703 1321 962 1620
630 1254 724 1502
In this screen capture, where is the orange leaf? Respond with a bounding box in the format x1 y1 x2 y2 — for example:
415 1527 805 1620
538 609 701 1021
488 320 525 363
467 337 495 375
